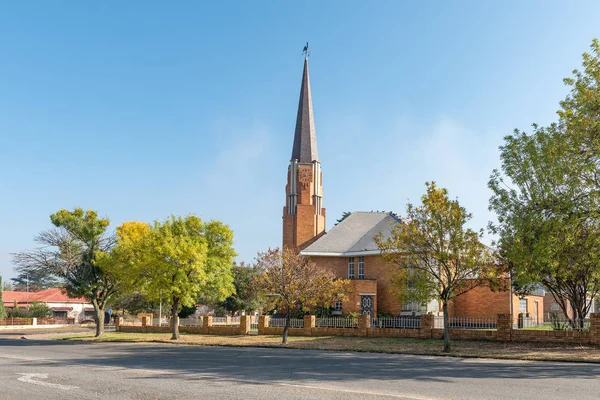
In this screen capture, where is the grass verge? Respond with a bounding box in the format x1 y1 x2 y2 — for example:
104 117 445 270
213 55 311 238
53 332 600 363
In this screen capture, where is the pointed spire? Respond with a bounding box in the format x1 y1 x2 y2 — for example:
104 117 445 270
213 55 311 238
291 57 319 163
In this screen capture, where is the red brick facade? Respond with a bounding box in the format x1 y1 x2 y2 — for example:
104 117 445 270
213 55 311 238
448 283 544 321
309 255 402 315
282 163 325 250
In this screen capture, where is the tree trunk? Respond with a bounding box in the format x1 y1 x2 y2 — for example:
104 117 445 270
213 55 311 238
282 308 290 344
442 301 451 353
94 304 105 338
171 298 180 340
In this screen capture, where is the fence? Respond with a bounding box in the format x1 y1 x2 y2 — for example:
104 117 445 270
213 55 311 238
0 317 76 326
179 317 203 327
211 316 241 326
0 318 33 326
434 317 497 330
37 317 75 325
268 318 304 328
316 317 358 328
371 317 420 329
515 315 590 331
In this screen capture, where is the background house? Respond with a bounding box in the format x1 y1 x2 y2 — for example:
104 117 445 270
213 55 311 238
2 288 93 321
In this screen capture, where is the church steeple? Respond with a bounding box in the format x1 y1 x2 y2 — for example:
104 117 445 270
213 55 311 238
291 57 319 163
283 54 326 251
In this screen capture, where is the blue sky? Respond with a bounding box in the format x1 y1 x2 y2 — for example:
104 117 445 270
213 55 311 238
1 2 599 281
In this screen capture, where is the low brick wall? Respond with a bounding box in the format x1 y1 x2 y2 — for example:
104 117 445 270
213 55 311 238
258 327 311 336
116 314 600 345
312 327 366 337
431 328 499 341
368 328 422 338
511 329 591 343
117 315 251 336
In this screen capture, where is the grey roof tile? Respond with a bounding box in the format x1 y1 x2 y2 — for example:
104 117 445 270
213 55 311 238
302 212 401 254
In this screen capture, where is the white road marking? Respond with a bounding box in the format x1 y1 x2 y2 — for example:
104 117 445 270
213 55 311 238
16 373 78 390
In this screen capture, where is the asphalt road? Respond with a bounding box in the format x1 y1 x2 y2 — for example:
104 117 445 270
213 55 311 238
0 334 599 400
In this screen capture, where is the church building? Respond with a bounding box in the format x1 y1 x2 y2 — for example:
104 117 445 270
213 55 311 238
281 55 543 321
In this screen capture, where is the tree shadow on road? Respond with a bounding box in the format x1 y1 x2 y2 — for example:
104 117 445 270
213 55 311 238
2 338 600 385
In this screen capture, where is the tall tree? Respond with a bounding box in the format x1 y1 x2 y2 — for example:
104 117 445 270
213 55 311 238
11 268 61 292
489 40 600 329
256 247 348 344
12 208 120 337
1 279 12 291
376 182 490 352
335 211 352 225
218 262 264 316
121 215 236 340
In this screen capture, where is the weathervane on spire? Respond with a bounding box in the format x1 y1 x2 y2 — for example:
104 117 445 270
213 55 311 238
302 42 310 57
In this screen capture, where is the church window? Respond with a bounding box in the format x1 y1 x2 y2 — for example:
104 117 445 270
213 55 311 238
348 257 355 279
519 298 528 313
358 256 364 279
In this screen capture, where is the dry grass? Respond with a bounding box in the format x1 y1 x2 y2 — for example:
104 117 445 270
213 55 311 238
53 332 600 363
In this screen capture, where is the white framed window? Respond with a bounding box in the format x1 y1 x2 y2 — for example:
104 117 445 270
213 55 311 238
551 303 559 311
334 301 343 312
358 256 364 279
519 298 528 313
348 257 355 279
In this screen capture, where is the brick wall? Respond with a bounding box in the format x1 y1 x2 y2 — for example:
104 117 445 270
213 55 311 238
282 163 325 250
118 313 600 344
448 283 544 322
309 255 402 315
543 293 573 321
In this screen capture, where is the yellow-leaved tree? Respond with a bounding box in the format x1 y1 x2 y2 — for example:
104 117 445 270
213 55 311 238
376 182 491 352
116 215 236 340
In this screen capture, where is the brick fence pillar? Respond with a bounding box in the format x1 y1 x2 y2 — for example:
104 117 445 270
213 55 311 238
358 315 370 337
258 315 269 335
420 314 434 339
303 315 315 336
239 315 251 335
590 313 600 344
116 317 123 332
141 316 149 327
203 316 213 328
496 314 512 342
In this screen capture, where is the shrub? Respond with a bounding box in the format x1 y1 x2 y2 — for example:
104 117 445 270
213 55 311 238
344 312 359 319
29 302 53 318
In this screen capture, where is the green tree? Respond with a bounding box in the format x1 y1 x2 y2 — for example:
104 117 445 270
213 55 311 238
376 182 491 352
335 211 352 225
122 215 236 340
489 40 600 329
2 279 13 291
11 269 61 292
218 262 264 316
109 292 158 316
29 301 53 318
12 207 121 337
256 247 349 344
7 300 32 318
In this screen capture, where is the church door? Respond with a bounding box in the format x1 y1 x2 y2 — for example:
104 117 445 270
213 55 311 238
360 295 374 316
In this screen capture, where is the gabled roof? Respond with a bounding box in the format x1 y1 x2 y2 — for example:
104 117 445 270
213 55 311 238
301 212 402 256
291 57 319 163
2 288 88 306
